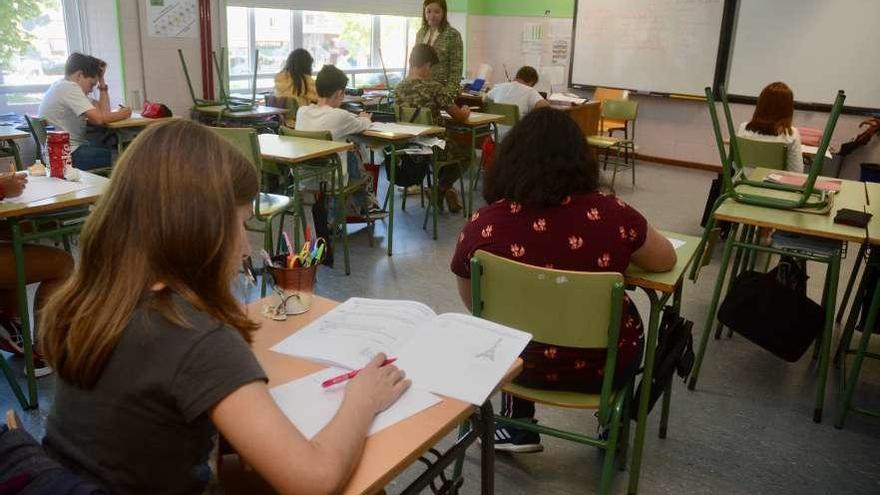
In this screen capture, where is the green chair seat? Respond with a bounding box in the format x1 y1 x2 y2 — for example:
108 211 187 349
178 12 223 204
503 382 621 410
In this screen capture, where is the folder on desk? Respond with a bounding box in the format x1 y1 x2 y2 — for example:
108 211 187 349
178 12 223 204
764 172 841 193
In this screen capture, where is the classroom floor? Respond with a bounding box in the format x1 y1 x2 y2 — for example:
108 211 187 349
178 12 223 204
3 161 880 494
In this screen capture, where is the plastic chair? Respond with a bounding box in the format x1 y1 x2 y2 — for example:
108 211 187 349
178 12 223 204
278 126 368 275
736 136 787 170
483 101 520 127
594 87 630 135
469 250 632 495
209 127 292 295
587 99 638 193
395 106 465 239
25 115 47 163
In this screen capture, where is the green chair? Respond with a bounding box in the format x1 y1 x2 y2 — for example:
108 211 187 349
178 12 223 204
209 127 292 294
587 99 638 194
25 115 47 163
266 95 300 127
278 126 368 275
483 101 520 127
469 250 632 495
735 136 787 170
395 106 465 239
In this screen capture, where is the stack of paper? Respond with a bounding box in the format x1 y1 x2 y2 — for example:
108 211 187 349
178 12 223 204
368 122 431 136
1 175 93 204
547 93 588 106
270 368 441 440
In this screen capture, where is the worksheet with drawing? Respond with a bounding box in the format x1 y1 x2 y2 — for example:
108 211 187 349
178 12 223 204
271 298 532 405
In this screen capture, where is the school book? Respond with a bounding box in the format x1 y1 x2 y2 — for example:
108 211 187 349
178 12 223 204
763 171 842 192
270 297 532 405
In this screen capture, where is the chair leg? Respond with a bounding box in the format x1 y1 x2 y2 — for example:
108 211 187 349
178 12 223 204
598 396 625 495
835 267 867 367
837 243 868 323
340 191 351 276
836 272 880 428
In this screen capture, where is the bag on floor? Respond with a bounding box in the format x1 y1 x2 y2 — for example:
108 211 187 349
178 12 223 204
717 256 823 362
631 308 695 420
311 183 334 267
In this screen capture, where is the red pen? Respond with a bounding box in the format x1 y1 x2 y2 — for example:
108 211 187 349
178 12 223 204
321 358 397 388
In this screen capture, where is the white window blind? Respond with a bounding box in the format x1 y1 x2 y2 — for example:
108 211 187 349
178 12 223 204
225 0 423 17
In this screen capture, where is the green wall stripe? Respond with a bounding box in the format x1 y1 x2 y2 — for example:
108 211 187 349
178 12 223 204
468 0 574 18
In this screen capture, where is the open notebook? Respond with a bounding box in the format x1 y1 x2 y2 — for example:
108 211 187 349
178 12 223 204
271 298 532 405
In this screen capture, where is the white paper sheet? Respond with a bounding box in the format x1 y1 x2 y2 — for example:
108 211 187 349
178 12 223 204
1 175 93 204
547 93 588 105
271 298 437 369
270 368 441 440
368 122 432 136
394 313 532 405
667 237 686 250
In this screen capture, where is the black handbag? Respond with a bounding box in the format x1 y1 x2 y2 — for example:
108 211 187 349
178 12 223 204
311 183 334 267
717 256 824 362
383 108 431 188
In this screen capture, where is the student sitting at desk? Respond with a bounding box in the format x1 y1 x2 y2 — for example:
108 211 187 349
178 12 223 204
275 49 318 110
0 172 73 377
296 64 381 217
486 65 549 138
39 120 410 494
737 81 804 172
450 108 676 452
395 43 471 213
38 53 132 171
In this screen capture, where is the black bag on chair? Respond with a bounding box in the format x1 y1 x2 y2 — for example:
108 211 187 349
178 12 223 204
382 107 431 188
717 256 824 362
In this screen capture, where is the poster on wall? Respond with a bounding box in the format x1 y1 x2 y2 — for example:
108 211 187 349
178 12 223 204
147 0 198 38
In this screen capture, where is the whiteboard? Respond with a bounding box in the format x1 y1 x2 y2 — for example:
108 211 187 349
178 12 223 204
570 0 725 96
728 0 880 109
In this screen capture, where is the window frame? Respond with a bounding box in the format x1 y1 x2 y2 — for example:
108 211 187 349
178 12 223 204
225 8 418 92
0 0 86 115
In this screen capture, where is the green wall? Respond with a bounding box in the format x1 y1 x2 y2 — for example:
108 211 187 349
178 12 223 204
446 0 574 17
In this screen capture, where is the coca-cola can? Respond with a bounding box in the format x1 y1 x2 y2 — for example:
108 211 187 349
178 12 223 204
47 131 71 179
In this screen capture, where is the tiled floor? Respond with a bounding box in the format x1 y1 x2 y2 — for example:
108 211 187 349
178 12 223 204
3 161 879 494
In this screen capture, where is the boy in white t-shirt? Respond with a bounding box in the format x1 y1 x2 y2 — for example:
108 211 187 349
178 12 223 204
295 64 379 216
37 53 131 171
486 66 550 138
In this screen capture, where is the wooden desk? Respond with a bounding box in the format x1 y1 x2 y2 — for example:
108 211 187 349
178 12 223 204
354 124 445 256
104 113 173 129
713 168 868 243
552 102 602 140
258 134 352 164
194 105 288 119
0 126 31 171
248 296 522 495
622 231 701 495
1 171 108 409
691 168 868 426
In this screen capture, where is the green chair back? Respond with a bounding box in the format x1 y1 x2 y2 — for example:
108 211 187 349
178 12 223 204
279 126 332 141
735 136 787 170
483 101 520 127
469 250 624 413
266 95 300 122
601 99 638 122
209 126 265 216
25 115 47 162
396 106 434 125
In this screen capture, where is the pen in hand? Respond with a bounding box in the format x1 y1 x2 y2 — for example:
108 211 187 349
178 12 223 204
321 358 398 388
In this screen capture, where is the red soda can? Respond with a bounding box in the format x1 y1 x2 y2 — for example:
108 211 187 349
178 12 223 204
47 130 71 179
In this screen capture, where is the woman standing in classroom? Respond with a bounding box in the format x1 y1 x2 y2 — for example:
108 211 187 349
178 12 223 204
416 0 463 97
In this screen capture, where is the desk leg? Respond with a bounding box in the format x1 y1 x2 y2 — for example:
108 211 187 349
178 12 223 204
479 400 495 495
627 290 662 495
658 284 683 439
387 148 396 256
688 223 738 391
465 129 477 218
837 243 867 324
814 249 840 423
11 220 37 409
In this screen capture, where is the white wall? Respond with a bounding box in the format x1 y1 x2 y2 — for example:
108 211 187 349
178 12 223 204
465 15 880 179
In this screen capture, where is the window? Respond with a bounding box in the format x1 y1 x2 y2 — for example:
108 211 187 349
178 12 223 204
225 7 421 93
0 0 76 114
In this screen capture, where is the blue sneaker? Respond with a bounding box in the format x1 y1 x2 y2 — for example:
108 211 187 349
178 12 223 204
493 422 543 453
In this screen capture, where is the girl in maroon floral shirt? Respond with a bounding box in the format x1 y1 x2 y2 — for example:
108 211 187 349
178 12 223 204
451 107 676 452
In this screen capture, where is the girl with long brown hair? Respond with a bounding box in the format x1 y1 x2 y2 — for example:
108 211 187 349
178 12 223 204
737 81 805 172
40 119 409 494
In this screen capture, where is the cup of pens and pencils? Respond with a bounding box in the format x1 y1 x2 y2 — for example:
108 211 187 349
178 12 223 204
262 231 326 319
